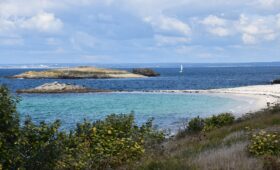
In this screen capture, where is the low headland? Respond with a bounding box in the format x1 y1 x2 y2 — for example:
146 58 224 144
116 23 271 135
16 82 111 93
10 66 146 79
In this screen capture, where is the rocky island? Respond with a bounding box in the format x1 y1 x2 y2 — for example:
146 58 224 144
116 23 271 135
132 68 160 77
16 82 111 93
11 66 146 79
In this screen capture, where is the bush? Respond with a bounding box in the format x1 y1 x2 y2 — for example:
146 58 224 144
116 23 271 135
0 85 20 169
188 116 205 133
203 113 235 132
248 130 280 156
0 86 165 169
176 113 235 138
19 118 65 170
176 117 204 139
58 114 165 169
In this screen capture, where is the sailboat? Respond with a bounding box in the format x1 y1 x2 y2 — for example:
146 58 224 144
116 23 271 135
179 64 183 73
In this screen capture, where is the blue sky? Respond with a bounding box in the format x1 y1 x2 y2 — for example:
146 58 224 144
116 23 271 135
0 0 280 64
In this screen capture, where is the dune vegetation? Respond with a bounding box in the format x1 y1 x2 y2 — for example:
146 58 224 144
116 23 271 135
1 85 280 170
135 105 280 170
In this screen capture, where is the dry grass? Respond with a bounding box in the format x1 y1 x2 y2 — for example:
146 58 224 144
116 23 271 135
222 130 247 144
193 142 262 170
135 105 280 170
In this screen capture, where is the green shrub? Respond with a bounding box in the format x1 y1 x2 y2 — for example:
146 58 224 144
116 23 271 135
58 114 164 169
176 113 235 138
188 116 204 133
176 117 204 139
0 86 165 169
19 118 65 170
203 113 235 132
0 85 20 169
248 130 280 156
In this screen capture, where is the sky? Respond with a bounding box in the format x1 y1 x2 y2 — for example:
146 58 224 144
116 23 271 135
0 0 280 64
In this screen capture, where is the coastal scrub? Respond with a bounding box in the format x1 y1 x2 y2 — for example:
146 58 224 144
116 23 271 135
0 86 164 169
248 130 280 156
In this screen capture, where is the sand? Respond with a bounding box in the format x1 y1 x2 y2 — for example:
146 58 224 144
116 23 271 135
142 84 280 116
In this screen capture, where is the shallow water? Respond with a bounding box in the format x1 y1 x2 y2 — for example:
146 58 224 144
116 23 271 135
18 92 244 131
1 66 279 131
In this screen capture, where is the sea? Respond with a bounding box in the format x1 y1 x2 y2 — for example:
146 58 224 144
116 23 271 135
1 63 280 132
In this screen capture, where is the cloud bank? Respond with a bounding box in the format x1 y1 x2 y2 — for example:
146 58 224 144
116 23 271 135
0 0 280 63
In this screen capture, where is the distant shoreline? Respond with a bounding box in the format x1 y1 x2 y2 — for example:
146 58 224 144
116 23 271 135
1 62 280 70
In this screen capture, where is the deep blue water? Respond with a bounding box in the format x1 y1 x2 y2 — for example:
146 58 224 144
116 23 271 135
1 67 280 92
1 66 280 131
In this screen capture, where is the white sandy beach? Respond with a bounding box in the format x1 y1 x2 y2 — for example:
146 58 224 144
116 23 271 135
147 84 280 116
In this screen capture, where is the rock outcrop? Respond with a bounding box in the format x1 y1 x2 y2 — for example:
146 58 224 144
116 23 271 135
11 66 146 79
16 82 111 93
272 79 280 84
132 68 160 77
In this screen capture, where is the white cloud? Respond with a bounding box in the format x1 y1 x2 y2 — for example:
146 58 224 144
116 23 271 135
70 31 97 50
201 15 226 26
199 13 280 43
200 15 232 37
154 35 189 46
242 34 257 44
0 0 112 18
208 27 231 37
0 18 16 34
0 36 23 46
0 0 61 18
0 12 63 34
236 14 280 44
276 14 280 28
258 0 280 9
144 15 191 36
20 12 63 33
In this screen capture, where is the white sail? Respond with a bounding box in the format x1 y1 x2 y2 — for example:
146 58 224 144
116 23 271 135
180 64 183 73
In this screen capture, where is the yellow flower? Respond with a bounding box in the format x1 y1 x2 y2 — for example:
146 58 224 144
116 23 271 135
108 130 112 135
134 143 142 150
92 127 97 133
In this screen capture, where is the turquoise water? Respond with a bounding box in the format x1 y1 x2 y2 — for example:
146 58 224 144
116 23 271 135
2 66 279 132
18 93 243 131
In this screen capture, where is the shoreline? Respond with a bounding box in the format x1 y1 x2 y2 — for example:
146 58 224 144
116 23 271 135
117 84 280 117
139 84 280 116
17 84 280 118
